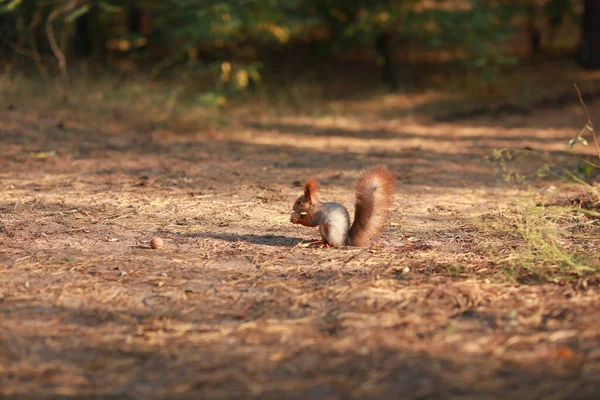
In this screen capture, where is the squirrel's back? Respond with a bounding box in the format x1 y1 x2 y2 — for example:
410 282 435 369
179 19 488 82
348 166 395 246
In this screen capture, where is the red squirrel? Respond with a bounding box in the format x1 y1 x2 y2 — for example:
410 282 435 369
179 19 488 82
290 166 395 247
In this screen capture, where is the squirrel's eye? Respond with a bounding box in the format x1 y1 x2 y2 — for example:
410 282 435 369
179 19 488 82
296 201 301 205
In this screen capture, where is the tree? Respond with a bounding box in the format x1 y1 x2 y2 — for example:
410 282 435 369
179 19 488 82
580 0 600 69
1 0 595 88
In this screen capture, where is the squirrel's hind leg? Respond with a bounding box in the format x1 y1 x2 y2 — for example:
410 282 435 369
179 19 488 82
320 221 347 247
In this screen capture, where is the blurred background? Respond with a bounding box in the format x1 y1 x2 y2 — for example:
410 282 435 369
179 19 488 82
0 0 599 109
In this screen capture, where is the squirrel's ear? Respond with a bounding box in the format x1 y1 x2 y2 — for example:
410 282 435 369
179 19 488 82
304 178 318 203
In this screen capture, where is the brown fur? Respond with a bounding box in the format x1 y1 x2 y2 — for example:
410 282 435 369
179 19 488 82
290 166 394 247
348 166 395 246
304 179 318 203
290 178 321 227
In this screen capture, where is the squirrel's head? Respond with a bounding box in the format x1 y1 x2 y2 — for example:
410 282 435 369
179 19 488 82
290 178 318 225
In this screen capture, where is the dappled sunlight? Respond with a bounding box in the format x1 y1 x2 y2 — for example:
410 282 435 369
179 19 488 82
1 0 600 397
239 119 581 153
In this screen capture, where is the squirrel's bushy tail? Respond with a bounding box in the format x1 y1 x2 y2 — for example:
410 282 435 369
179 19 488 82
348 166 395 246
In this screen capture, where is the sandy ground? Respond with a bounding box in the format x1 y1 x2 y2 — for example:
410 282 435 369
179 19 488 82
1 81 599 399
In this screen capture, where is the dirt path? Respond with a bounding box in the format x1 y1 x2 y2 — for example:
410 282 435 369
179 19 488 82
1 90 599 399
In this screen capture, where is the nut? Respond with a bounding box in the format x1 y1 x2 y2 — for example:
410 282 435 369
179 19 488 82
150 237 164 249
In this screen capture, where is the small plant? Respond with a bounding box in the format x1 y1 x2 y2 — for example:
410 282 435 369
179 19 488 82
477 204 599 283
569 84 600 171
483 85 600 283
490 148 559 185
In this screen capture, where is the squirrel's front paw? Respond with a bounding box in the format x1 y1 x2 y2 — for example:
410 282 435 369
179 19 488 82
297 240 332 249
290 211 308 224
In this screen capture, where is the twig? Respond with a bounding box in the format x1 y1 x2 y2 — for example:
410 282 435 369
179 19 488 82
46 0 79 99
0 37 55 62
574 83 600 159
583 159 600 169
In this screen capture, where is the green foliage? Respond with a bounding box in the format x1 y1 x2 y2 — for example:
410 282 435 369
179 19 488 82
425 1 522 78
194 60 262 107
544 0 576 22
150 0 316 46
569 133 589 150
575 159 596 178
0 0 23 12
0 0 585 97
65 4 91 23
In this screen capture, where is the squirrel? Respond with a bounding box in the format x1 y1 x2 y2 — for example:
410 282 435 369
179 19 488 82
290 166 395 247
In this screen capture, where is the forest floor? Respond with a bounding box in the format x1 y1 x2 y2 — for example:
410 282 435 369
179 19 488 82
1 62 600 399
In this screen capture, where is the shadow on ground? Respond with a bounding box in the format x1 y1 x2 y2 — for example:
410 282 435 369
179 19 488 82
187 232 304 247
1 301 599 399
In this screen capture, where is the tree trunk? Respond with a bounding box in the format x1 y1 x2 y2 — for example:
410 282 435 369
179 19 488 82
129 4 150 51
528 6 541 56
0 15 13 58
375 32 399 92
70 5 106 67
580 0 600 68
88 5 107 67
72 12 92 58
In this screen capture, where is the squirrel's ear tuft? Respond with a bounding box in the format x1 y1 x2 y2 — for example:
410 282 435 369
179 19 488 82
304 178 318 202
